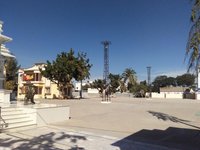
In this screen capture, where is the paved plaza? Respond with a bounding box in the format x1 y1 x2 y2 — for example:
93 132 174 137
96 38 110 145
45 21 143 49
1 97 200 149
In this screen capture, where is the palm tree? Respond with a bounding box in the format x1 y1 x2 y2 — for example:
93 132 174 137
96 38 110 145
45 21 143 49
122 68 137 91
186 0 200 71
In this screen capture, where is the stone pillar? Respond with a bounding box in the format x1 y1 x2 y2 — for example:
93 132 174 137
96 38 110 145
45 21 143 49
0 20 14 103
0 20 13 89
0 21 5 89
0 54 5 89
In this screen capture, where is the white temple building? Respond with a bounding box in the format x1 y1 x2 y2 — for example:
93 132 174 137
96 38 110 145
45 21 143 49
0 20 15 104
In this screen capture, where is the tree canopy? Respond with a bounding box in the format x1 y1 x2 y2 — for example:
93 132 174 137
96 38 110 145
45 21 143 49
74 52 92 98
41 49 92 98
91 68 137 94
152 74 195 92
74 52 92 82
91 79 105 94
176 73 195 86
4 57 20 91
41 50 76 87
122 68 137 91
109 73 121 93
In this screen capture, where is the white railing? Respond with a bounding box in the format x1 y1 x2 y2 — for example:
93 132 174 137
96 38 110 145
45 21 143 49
0 107 8 130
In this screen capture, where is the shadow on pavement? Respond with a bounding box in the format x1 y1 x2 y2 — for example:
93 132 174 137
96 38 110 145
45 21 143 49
0 132 86 150
148 110 200 129
112 127 200 150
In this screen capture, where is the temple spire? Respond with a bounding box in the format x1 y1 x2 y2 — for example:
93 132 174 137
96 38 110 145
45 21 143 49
0 20 3 34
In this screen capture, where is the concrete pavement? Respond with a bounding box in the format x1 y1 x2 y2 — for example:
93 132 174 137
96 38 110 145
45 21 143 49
49 97 200 137
0 125 178 150
1 97 200 149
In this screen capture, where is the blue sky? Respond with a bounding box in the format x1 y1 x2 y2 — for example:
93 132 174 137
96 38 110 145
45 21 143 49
0 0 192 81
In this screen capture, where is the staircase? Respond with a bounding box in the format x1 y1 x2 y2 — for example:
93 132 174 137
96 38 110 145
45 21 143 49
0 106 37 132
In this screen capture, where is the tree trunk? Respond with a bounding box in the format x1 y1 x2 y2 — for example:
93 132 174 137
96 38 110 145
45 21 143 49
80 80 83 99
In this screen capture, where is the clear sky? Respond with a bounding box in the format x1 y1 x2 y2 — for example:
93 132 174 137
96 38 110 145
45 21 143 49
0 0 192 81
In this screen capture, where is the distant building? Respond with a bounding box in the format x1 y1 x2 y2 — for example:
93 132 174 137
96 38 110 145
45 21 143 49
151 86 194 99
160 87 188 93
75 82 87 91
17 63 60 99
74 81 93 91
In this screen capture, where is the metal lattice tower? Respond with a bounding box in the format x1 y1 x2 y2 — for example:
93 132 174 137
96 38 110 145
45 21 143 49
101 40 111 85
147 66 152 98
147 66 151 86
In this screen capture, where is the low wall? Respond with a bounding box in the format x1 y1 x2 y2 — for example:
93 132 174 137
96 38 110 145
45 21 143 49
21 105 70 126
88 88 99 94
115 93 132 97
36 106 70 126
196 93 200 100
72 92 89 98
165 93 182 99
151 93 165 98
151 92 183 99
0 89 12 103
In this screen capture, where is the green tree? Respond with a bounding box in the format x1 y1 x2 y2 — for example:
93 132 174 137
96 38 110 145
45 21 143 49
140 80 147 86
41 49 92 98
165 77 176 86
91 79 105 94
4 57 20 91
122 68 137 91
41 49 77 98
186 0 200 71
108 73 121 93
152 74 195 92
176 73 195 87
74 52 92 98
152 75 168 92
132 83 148 97
152 75 176 92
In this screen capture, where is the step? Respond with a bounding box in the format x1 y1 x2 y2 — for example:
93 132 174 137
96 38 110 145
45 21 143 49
0 106 37 133
1 110 23 115
1 107 23 112
4 117 32 124
1 109 29 116
2 124 37 133
1 106 35 111
2 114 29 120
6 120 35 129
